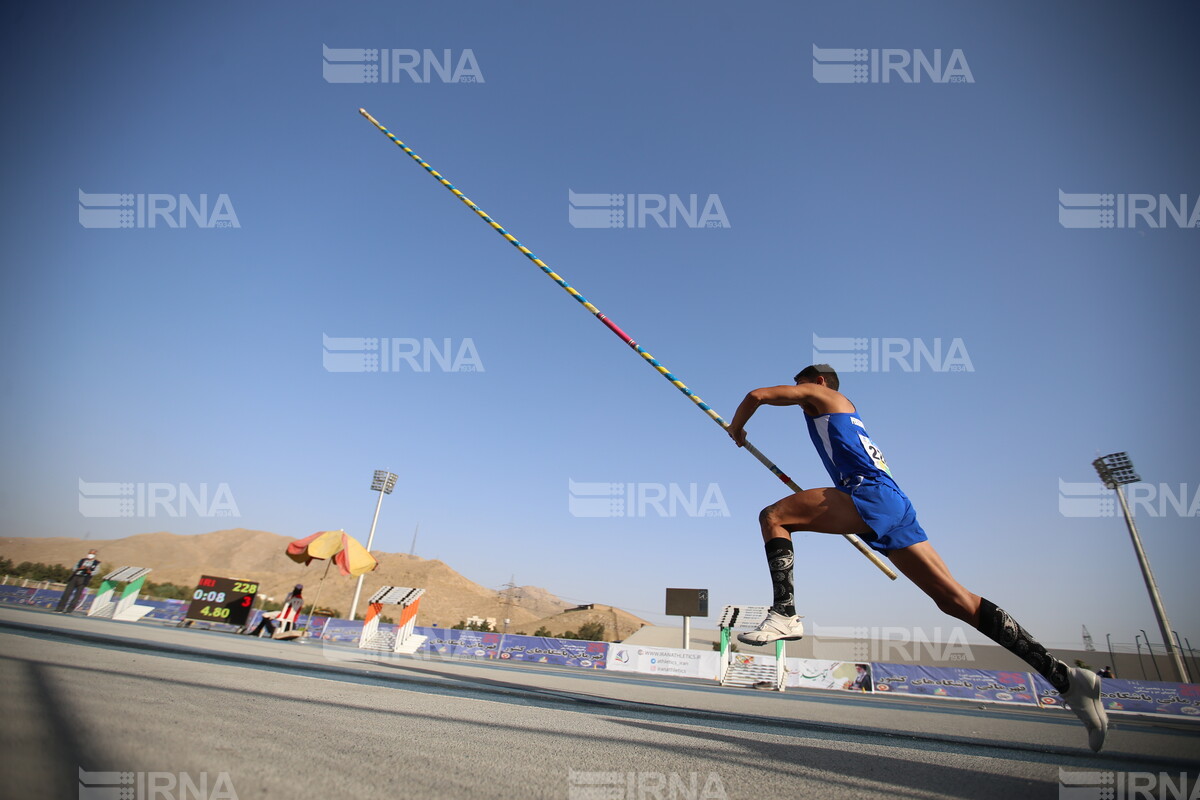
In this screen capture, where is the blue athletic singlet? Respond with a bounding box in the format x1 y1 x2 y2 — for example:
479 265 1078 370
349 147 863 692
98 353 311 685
804 411 929 554
805 412 893 489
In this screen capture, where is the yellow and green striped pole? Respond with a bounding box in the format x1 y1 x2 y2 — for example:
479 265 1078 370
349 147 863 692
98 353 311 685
358 108 896 580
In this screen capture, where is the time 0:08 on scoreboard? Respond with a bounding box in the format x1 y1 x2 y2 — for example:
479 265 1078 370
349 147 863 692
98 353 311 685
185 575 259 627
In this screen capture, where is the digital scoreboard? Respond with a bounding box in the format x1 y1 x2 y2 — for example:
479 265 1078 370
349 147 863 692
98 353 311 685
185 575 259 627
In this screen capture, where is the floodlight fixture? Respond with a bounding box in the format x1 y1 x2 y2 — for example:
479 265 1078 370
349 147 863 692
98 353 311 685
372 470 398 494
1092 452 1140 488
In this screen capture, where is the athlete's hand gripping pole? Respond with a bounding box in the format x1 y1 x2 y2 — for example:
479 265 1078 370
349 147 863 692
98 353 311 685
358 108 898 581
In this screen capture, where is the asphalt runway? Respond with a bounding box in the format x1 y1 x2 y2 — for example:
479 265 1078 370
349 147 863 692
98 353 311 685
1 606 1196 800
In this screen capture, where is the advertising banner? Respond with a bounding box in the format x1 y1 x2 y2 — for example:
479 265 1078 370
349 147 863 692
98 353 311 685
1032 674 1200 718
408 628 608 666
0 585 66 610
607 644 720 680
317 618 364 642
410 628 505 658
786 659 874 692
872 664 1038 705
495 634 608 668
415 627 471 655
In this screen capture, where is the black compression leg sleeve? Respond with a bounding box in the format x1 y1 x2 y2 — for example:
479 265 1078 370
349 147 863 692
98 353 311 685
766 538 796 617
976 598 1070 692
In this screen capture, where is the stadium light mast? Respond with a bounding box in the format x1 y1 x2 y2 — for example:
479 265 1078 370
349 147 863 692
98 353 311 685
1092 453 1189 682
349 470 398 623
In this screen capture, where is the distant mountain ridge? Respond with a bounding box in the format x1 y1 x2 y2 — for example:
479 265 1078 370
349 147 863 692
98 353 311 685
0 529 648 636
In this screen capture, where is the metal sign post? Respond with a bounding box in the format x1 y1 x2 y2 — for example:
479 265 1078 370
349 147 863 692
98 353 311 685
665 588 709 650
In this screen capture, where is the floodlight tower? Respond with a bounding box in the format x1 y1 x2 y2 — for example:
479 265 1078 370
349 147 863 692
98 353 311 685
1092 453 1189 682
349 470 398 622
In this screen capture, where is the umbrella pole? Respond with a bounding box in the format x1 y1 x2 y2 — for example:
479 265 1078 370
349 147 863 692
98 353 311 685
305 558 334 636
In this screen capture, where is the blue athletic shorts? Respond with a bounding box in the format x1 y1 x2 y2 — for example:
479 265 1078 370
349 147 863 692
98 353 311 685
838 479 929 554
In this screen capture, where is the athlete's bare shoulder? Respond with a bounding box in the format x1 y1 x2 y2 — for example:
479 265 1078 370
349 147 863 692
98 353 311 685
800 384 857 416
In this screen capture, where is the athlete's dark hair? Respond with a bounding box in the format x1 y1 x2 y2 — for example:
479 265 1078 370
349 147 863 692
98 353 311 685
794 364 840 391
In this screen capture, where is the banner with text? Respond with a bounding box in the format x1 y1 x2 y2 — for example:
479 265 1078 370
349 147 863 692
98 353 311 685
607 644 720 680
494 634 608 668
872 663 1038 705
1032 674 1200 718
787 659 874 692
415 627 504 658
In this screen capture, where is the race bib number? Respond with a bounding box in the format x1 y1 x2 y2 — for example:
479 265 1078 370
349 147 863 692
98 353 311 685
858 434 891 475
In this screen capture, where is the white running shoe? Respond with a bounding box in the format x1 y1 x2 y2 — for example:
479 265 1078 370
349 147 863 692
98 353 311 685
736 610 805 646
1061 666 1109 752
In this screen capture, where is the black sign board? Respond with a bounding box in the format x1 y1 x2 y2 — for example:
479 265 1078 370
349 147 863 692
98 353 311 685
665 588 709 617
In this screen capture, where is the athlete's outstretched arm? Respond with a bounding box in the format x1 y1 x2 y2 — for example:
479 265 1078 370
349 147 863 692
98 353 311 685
727 385 818 446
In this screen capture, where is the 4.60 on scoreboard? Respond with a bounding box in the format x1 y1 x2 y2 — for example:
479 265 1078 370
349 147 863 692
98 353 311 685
185 575 259 627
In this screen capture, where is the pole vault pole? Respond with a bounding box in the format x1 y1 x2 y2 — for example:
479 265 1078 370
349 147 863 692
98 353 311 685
358 108 897 581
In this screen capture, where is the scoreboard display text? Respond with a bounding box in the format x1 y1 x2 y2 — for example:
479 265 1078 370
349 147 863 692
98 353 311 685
185 575 259 627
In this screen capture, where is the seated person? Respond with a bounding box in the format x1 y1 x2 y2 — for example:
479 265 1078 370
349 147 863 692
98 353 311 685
245 584 303 637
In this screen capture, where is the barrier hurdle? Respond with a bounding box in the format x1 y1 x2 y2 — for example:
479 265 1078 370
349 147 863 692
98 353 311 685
358 586 427 654
718 605 786 691
87 566 153 621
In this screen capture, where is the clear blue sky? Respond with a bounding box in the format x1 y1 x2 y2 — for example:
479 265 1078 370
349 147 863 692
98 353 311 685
2 1 1197 650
